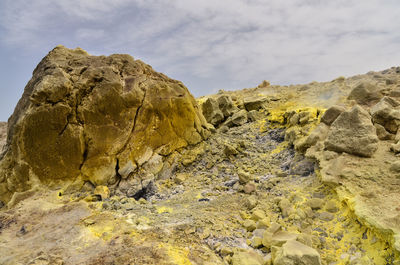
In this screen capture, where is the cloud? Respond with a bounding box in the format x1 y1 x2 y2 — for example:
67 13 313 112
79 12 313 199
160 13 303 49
1 0 400 99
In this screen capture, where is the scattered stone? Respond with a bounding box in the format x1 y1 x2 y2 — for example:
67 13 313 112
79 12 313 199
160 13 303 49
262 230 298 248
297 233 313 247
81 181 95 192
217 95 237 118
267 222 282 234
347 82 383 105
258 80 270 88
252 237 263 248
321 105 346 126
243 96 268 111
299 111 311 125
319 212 334 221
279 198 295 217
238 171 252 184
94 185 110 200
325 105 379 157
224 143 239 157
307 198 325 210
390 142 400 154
325 200 339 213
375 124 394 140
231 110 248 126
295 124 329 152
289 113 300 126
219 125 229 133
243 182 256 194
257 218 270 229
243 219 257 232
251 210 266 221
247 110 262 122
245 196 258 209
84 194 102 202
174 173 188 184
390 161 400 173
83 219 96 226
370 97 400 134
231 249 265 265
273 240 322 265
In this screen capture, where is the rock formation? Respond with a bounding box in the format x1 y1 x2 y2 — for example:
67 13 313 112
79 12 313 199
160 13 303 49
0 122 6 151
1 46 400 265
0 45 209 203
324 105 379 157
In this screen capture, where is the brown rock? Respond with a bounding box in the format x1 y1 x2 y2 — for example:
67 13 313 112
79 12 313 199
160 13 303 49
273 240 322 265
375 124 394 140
217 95 238 118
307 198 325 210
321 105 346 126
390 161 400 173
324 105 378 157
201 97 224 125
0 46 209 203
347 82 383 105
231 110 248 126
243 182 256 194
243 96 268 111
247 110 262 122
370 97 400 134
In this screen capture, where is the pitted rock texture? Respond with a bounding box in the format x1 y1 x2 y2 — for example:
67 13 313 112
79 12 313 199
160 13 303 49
0 46 209 203
0 122 6 152
324 105 378 157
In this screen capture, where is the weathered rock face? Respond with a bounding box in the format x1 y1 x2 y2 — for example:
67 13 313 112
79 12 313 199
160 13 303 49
371 97 400 134
0 45 209 203
347 82 383 105
201 97 224 125
0 122 6 151
324 105 378 157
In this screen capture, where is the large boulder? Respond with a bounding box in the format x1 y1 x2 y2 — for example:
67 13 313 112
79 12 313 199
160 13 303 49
217 95 238 118
324 105 378 157
0 45 209 203
370 97 400 134
347 82 383 105
273 240 321 265
201 97 224 126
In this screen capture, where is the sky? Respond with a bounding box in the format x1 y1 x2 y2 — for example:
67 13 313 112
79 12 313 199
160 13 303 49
0 0 400 121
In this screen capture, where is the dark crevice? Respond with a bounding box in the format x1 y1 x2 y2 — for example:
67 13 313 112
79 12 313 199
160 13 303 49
59 118 70 136
132 181 155 201
114 158 122 187
79 138 89 170
116 87 147 156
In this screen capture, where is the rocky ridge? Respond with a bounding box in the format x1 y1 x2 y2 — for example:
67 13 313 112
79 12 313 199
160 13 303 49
0 47 400 264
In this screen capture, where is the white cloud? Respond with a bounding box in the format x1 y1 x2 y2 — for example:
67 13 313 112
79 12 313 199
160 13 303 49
1 0 400 97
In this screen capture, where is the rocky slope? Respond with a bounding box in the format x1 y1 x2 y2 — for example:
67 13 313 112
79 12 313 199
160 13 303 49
1 46 400 264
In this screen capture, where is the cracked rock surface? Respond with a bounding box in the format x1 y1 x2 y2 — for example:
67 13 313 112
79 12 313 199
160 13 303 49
0 46 209 203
